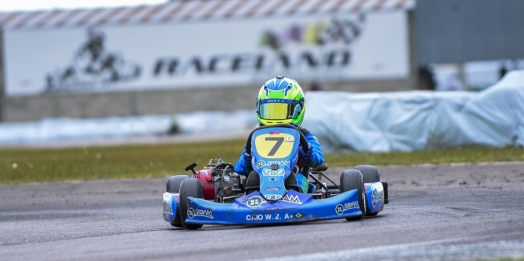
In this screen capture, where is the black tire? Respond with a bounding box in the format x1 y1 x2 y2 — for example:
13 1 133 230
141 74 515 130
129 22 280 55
355 165 382 216
179 178 204 230
245 171 260 195
166 175 189 227
166 175 190 193
170 205 184 227
355 165 380 183
340 169 366 221
284 172 300 192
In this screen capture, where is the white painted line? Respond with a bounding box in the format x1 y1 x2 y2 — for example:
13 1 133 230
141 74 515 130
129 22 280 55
248 236 524 261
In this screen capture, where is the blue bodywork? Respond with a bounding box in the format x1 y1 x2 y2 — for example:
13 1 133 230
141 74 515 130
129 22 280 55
162 126 385 226
163 184 384 225
250 126 300 201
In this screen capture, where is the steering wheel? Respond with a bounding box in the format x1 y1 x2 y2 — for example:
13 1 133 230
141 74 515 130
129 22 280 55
244 124 309 155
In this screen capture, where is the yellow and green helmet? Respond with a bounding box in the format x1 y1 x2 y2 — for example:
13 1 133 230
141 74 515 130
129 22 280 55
256 76 306 127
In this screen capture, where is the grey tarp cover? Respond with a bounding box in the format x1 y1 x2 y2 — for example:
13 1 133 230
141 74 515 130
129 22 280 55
302 70 524 153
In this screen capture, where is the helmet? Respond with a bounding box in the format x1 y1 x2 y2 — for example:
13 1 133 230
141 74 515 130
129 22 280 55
256 76 306 127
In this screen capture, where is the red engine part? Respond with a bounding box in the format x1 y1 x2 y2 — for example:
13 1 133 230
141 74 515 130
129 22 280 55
193 168 215 200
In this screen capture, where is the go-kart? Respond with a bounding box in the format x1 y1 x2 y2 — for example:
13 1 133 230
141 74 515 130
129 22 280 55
163 124 388 229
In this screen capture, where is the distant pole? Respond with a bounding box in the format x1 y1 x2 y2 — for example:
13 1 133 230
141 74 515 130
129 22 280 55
457 63 468 91
0 31 4 122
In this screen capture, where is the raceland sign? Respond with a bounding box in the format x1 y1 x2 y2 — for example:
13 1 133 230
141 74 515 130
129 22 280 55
2 12 409 96
152 49 351 77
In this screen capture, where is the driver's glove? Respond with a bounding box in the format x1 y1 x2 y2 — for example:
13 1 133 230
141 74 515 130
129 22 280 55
243 151 253 168
304 142 314 163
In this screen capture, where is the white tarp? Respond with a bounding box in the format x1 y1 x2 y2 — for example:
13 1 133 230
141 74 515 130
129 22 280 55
0 110 256 146
302 70 524 153
1 71 523 152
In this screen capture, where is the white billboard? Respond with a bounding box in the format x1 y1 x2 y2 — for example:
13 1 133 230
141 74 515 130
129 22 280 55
3 11 409 96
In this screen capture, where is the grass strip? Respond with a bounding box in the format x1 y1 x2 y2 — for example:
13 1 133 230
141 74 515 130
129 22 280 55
1 139 523 184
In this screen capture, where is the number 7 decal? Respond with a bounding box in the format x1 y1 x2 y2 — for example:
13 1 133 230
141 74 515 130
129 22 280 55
265 137 284 156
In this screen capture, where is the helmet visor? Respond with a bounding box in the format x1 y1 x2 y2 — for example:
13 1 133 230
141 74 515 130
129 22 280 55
258 99 302 120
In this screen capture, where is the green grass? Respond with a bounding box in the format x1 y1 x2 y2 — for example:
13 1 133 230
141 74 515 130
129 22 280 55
477 257 524 261
1 139 523 184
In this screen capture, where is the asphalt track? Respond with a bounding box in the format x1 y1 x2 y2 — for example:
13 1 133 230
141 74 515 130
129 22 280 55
1 162 524 261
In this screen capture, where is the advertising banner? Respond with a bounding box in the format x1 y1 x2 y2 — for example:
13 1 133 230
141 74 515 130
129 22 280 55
3 11 409 96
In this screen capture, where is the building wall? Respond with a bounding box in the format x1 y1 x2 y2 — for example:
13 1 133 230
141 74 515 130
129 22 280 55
0 8 417 123
0 31 4 122
415 0 524 65
0 77 415 122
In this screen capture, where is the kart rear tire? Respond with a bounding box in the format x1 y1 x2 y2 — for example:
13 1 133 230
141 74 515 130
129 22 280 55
354 165 383 217
179 178 204 230
167 175 189 227
355 165 380 183
245 171 260 195
166 175 190 193
340 169 366 221
284 172 300 192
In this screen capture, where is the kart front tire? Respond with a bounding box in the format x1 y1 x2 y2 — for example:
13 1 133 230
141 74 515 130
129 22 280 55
166 175 190 227
340 169 366 221
179 178 204 230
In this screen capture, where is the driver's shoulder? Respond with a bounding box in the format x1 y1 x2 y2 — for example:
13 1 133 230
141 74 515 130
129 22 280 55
299 127 320 143
299 127 311 136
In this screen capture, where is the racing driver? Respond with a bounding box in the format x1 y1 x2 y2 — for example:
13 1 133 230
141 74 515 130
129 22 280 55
234 76 325 193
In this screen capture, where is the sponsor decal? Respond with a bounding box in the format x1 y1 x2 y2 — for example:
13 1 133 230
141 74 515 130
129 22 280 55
371 189 378 207
370 183 383 208
187 208 195 218
6 13 411 97
256 160 265 168
265 194 283 200
256 160 290 168
281 194 302 204
45 28 141 93
245 213 306 221
262 168 285 176
246 196 265 208
153 16 363 80
195 208 213 219
153 49 352 79
285 135 294 142
163 201 172 214
335 201 359 215
371 188 383 208
187 207 213 219
163 193 173 214
335 204 344 215
263 193 302 203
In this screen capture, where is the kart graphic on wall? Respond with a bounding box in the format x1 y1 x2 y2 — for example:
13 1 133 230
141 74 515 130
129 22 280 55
163 124 388 229
45 28 141 93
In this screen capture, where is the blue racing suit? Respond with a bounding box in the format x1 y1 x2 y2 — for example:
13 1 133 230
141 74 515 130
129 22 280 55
234 127 324 193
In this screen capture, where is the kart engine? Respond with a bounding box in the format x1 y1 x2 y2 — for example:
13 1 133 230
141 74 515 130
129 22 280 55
193 157 244 203
211 161 243 203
